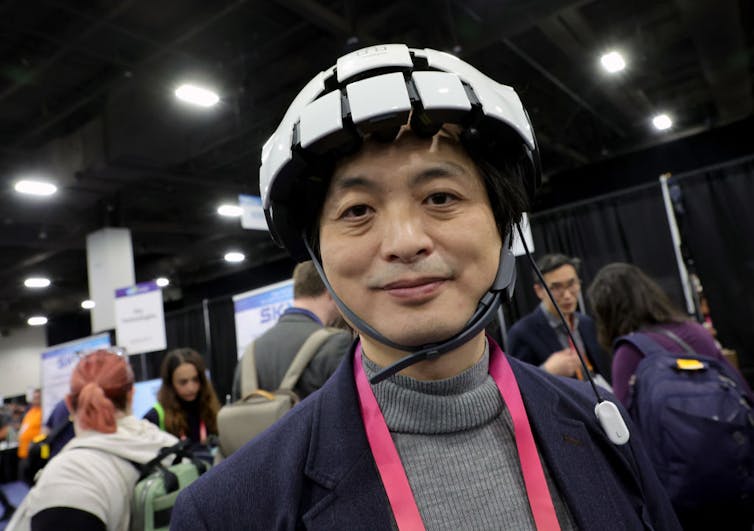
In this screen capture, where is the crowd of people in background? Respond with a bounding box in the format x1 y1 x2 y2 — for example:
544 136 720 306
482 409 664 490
1 43 752 531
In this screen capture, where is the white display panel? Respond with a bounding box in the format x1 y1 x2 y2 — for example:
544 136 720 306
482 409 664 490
233 280 294 359
40 332 112 423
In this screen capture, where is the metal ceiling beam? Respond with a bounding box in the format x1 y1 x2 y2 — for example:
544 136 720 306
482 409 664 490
272 0 379 43
674 0 752 124
0 0 138 103
455 0 589 57
537 13 653 124
8 0 251 148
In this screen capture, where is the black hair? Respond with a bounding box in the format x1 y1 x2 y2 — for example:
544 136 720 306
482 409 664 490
534 254 581 283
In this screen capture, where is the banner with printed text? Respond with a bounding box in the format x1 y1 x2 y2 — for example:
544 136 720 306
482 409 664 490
233 279 294 359
40 332 112 423
114 280 167 355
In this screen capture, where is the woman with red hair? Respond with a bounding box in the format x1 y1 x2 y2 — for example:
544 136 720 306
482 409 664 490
7 349 178 531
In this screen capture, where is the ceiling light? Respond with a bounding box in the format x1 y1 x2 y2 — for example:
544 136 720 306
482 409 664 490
600 51 626 73
156 277 170 287
175 84 219 107
652 114 673 131
224 251 245 263
27 316 48 326
14 180 57 196
217 204 243 217
81 299 96 310
24 277 51 288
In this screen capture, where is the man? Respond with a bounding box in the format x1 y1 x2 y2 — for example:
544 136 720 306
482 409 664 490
17 388 42 484
508 254 612 386
172 44 679 530
0 414 17 521
233 261 352 400
43 399 74 458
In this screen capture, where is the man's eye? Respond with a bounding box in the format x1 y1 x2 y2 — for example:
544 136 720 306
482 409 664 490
342 204 370 218
426 192 457 205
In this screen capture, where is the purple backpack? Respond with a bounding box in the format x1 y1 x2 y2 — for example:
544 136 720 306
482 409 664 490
616 329 754 513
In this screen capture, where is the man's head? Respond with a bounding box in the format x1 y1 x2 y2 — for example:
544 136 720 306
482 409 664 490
292 260 328 298
533 254 582 318
261 44 538 353
30 388 41 407
292 261 341 326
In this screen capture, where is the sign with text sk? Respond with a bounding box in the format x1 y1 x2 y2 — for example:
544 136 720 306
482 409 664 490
114 280 167 355
233 279 293 359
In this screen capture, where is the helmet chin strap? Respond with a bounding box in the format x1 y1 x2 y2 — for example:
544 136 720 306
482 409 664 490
303 236 515 384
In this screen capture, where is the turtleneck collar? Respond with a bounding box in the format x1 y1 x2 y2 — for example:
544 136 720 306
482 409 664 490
361 340 504 435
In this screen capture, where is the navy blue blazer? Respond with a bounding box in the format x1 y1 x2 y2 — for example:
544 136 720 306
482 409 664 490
171 344 679 530
508 307 612 383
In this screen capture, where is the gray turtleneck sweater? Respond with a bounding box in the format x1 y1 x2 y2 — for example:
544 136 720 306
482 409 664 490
362 343 576 530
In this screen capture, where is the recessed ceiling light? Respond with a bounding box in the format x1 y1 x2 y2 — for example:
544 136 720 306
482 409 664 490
14 180 57 196
175 84 219 107
224 251 245 263
156 277 170 287
81 299 96 309
27 316 48 326
24 277 51 288
652 114 673 131
600 51 626 73
217 204 243 217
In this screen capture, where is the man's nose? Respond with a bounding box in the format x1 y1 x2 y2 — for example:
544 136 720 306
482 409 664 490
380 206 433 263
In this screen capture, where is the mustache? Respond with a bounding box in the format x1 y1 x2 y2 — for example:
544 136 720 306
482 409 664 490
366 261 454 289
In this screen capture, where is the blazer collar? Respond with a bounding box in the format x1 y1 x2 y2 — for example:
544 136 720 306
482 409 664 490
509 359 643 529
300 344 638 530
301 343 393 528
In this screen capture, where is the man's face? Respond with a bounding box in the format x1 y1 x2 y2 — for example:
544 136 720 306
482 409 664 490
318 131 502 347
534 264 581 317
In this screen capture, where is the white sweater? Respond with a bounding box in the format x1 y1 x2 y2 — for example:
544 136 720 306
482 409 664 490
8 415 178 531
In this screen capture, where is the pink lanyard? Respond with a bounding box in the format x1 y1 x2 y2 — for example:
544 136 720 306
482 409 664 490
354 340 561 531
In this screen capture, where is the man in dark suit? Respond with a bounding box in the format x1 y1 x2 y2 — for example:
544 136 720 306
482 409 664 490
508 254 612 385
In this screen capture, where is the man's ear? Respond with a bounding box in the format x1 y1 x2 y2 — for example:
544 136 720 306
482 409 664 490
533 283 546 301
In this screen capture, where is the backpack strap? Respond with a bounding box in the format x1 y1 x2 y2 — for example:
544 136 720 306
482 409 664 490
46 415 73 441
652 328 697 356
278 328 341 392
153 402 165 431
240 340 260 398
614 332 669 358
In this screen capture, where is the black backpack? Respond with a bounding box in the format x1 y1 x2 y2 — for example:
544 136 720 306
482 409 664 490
615 329 754 513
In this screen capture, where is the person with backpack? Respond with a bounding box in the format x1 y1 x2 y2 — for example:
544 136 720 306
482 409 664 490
172 44 680 530
6 349 178 531
588 262 754 530
0 414 17 521
144 348 221 454
231 260 353 402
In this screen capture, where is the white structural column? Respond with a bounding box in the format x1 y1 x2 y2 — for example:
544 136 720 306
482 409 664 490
86 227 135 333
659 174 696 315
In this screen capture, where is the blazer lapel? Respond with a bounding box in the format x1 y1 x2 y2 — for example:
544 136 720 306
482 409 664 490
301 346 393 529
511 359 631 530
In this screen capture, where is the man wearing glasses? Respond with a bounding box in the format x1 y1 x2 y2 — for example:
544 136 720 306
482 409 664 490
508 254 611 387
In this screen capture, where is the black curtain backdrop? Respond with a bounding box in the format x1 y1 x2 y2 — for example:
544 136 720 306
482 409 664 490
206 297 236 403
506 183 685 326
673 156 754 384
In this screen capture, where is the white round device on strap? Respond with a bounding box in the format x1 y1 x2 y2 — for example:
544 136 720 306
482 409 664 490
595 400 630 445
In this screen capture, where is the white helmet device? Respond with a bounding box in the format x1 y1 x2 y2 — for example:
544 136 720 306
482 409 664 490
260 43 540 262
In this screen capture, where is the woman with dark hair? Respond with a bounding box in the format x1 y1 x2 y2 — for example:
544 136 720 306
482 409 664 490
589 263 754 530
144 348 220 449
587 262 749 405
7 349 178 530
